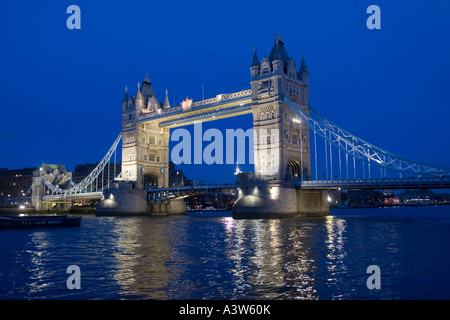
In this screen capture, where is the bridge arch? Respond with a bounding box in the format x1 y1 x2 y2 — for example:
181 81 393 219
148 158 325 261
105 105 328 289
143 173 158 189
287 158 301 180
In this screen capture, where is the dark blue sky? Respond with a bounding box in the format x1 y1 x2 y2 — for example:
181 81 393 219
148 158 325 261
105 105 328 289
1 1 449 184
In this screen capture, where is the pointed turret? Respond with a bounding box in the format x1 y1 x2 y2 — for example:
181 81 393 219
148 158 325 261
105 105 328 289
122 85 129 112
299 54 309 85
299 55 308 73
122 85 128 104
136 81 141 96
268 32 290 65
251 46 261 80
251 46 260 67
135 81 143 110
143 74 150 85
163 89 171 109
122 86 128 103
141 75 156 96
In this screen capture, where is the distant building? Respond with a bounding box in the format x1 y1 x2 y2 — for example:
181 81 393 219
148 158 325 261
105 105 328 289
185 193 235 211
0 167 37 203
0 164 70 207
168 162 192 187
347 189 383 207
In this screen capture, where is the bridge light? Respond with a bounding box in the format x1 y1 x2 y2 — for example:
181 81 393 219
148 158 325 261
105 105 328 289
270 186 279 200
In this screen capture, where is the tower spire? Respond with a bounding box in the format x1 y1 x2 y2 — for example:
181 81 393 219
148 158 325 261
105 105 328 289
136 82 142 97
143 73 151 84
251 46 260 67
299 54 308 73
135 81 143 110
163 89 171 108
276 29 283 44
122 85 128 104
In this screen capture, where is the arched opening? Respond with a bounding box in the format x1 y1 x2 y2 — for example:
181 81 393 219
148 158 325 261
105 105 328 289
287 159 301 180
143 173 158 189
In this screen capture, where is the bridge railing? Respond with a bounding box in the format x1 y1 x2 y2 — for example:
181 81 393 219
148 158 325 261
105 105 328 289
147 184 235 193
138 89 252 123
298 177 450 189
147 184 236 201
36 134 122 201
284 96 450 179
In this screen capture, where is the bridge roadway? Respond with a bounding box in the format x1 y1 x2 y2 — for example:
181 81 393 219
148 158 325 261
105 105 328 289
298 176 450 190
147 177 450 201
42 191 104 201
40 177 450 202
147 184 236 201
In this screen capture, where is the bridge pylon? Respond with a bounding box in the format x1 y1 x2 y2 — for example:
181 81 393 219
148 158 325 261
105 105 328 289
232 34 329 218
121 77 170 189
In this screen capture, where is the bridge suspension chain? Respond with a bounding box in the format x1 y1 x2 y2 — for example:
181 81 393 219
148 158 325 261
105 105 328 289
42 133 122 195
284 96 450 177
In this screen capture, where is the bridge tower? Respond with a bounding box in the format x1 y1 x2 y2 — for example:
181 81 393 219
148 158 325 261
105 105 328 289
250 34 311 182
233 34 328 218
121 76 170 189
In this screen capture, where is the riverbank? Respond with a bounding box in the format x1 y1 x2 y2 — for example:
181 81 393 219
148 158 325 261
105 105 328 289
0 207 96 215
1 202 449 216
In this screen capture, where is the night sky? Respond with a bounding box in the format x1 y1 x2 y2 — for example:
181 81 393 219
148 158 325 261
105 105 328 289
1 1 449 184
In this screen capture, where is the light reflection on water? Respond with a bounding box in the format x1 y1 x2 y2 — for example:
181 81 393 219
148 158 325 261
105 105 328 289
109 214 349 299
1 206 449 299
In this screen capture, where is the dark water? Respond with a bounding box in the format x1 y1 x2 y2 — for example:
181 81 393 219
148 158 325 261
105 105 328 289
0 206 449 300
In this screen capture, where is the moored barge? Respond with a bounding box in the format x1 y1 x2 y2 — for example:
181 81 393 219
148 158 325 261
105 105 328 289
0 215 82 230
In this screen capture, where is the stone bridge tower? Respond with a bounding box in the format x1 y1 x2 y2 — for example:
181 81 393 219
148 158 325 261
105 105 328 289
121 76 170 188
233 34 328 218
250 34 311 182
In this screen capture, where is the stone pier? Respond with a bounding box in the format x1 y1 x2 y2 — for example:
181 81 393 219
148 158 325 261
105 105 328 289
232 175 329 219
96 185 187 216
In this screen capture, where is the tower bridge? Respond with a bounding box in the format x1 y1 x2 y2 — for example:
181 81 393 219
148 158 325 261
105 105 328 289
33 34 450 217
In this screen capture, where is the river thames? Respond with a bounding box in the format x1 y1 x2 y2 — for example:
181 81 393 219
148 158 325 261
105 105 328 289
0 205 449 300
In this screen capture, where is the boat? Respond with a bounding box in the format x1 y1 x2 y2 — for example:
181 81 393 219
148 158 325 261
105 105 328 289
0 215 82 230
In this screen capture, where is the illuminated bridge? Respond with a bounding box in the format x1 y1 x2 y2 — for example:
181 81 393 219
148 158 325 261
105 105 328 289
32 34 450 216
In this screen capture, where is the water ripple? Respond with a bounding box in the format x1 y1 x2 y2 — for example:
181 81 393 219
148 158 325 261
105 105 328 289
1 206 449 299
